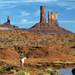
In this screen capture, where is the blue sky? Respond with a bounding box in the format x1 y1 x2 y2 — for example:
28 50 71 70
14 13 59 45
0 0 75 33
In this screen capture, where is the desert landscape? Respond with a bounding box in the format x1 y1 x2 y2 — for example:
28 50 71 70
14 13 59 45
0 30 75 75
0 5 75 75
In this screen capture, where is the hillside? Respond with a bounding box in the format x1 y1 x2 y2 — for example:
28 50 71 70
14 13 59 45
0 27 14 31
0 31 75 75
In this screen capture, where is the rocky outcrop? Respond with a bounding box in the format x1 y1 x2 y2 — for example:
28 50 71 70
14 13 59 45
28 6 72 34
0 16 19 30
7 16 10 23
0 6 73 34
0 24 1 26
40 6 46 23
48 11 58 26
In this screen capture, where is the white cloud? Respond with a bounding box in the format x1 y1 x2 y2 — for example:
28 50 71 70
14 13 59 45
21 19 39 24
21 19 27 24
59 21 75 23
57 1 75 10
9 5 17 8
18 11 30 17
66 6 75 10
10 21 14 24
57 2 68 7
34 9 40 16
0 1 19 3
1 11 10 14
23 0 58 2
0 0 58 4
0 4 17 9
0 4 9 9
66 7 72 10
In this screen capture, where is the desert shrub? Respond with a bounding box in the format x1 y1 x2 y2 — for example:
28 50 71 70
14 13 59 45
38 72 44 75
65 34 69 38
24 41 26 43
7 69 16 74
49 42 52 44
0 64 12 74
60 59 65 62
0 73 7 75
30 42 35 45
57 39 59 40
44 68 64 75
16 30 18 33
56 48 59 51
13 58 15 60
18 71 29 75
34 55 38 58
11 48 13 50
59 73 64 75
54 70 59 75
26 44 28 46
55 41 57 43
21 42 24 44
58 34 61 37
44 68 53 73
40 41 43 44
50 70 64 75
0 67 2 71
19 53 24 59
20 53 24 56
43 42 46 45
19 44 22 46
14 43 18 48
50 71 56 74
31 47 35 51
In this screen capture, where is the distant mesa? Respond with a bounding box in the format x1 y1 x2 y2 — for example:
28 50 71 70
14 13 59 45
0 16 19 30
0 6 73 34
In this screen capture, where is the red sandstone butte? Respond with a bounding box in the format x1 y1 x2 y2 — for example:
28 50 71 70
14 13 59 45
0 6 73 34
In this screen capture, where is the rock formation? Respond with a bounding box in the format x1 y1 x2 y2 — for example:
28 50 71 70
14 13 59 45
30 6 59 30
0 16 19 30
0 6 73 34
0 24 1 26
27 6 72 34
40 6 46 23
7 16 10 23
48 11 58 26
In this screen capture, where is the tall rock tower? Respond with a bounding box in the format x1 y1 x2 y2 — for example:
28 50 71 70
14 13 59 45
48 11 58 25
7 16 10 23
40 6 46 23
48 11 51 24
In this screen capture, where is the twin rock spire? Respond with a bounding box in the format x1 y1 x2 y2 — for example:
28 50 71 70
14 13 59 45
40 6 57 25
